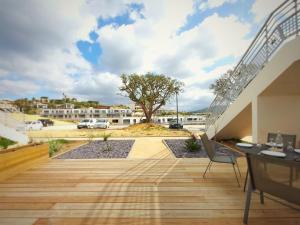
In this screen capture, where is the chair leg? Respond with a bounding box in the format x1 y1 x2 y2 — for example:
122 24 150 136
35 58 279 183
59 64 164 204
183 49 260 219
243 169 248 192
232 163 240 187
203 161 212 178
235 160 242 177
208 160 213 171
243 180 253 224
260 191 264 204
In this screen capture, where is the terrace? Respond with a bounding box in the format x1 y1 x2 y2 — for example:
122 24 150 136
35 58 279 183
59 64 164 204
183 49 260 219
1 1 300 225
0 155 299 225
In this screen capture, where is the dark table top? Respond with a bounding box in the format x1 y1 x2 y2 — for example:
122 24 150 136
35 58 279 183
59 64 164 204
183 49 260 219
236 144 300 162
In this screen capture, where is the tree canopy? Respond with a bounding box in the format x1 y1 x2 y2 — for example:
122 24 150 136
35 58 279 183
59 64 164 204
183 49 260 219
119 73 184 122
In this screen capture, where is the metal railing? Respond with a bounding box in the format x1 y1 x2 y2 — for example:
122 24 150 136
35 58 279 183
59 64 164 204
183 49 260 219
205 0 300 131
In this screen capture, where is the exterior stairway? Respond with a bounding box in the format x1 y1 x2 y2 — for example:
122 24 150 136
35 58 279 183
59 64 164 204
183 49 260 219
0 111 29 145
205 0 300 145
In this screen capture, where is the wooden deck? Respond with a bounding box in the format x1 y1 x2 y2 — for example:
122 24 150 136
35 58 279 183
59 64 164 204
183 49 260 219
0 157 299 225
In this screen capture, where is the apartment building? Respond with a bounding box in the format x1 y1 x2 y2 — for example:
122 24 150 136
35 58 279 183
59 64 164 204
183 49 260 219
41 107 133 120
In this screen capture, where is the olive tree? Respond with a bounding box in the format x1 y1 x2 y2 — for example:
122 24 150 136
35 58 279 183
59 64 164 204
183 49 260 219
119 73 184 123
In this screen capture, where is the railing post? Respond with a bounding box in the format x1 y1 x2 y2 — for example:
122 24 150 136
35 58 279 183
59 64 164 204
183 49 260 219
296 0 299 36
265 24 269 62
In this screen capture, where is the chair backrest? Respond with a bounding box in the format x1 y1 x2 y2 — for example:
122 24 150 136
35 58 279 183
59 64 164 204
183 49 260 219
246 153 300 205
267 133 296 148
200 133 216 160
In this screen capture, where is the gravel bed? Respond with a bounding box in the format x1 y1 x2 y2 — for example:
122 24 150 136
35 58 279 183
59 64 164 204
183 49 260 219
56 140 134 159
164 139 241 158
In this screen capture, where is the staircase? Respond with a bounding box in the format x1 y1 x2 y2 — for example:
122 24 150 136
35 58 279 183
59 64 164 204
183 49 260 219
0 111 29 145
205 0 300 142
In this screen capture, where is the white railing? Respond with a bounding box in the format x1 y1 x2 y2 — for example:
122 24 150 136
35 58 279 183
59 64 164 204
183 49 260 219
206 0 300 131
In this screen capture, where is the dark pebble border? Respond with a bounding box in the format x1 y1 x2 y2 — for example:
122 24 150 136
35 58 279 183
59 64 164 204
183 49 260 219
164 139 241 158
56 140 135 159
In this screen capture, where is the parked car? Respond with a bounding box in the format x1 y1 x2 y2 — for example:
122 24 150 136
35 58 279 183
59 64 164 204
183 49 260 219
25 121 43 131
77 118 97 129
94 119 110 129
169 120 183 129
38 119 54 127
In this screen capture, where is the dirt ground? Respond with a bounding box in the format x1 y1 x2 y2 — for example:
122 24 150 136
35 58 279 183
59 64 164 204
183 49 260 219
28 123 191 138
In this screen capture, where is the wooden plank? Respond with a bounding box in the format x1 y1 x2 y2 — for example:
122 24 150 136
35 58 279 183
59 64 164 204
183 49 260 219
0 144 49 181
0 158 299 225
32 218 300 225
0 209 299 218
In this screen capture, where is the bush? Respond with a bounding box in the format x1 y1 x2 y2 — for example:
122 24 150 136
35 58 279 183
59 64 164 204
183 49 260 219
87 133 95 143
48 140 63 157
0 137 16 149
101 133 112 141
185 134 200 152
100 133 112 151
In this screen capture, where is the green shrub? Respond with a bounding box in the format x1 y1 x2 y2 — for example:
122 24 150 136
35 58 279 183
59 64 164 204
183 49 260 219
0 137 16 149
185 134 200 152
100 133 112 151
101 133 112 141
48 140 63 157
87 133 95 143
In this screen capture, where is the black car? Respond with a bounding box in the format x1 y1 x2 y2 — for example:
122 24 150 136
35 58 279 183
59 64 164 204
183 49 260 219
169 123 183 129
38 119 54 127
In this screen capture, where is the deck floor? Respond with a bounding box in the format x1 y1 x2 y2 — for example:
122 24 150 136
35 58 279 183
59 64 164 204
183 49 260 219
0 158 299 225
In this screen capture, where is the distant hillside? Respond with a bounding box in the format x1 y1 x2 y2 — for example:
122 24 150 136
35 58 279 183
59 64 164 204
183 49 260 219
190 107 209 113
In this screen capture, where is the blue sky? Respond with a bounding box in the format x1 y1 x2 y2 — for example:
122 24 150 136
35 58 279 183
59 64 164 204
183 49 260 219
0 0 284 110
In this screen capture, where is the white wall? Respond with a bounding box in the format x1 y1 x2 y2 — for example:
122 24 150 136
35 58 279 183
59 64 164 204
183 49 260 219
255 95 300 147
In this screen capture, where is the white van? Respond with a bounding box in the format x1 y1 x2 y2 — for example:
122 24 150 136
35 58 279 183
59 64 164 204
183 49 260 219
77 118 96 129
94 119 110 129
25 121 43 131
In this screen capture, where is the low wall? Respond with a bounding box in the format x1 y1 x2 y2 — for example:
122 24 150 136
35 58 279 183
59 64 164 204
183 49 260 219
0 143 49 181
0 124 29 144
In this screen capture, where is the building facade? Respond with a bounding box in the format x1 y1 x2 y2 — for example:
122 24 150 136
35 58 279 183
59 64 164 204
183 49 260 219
41 107 133 120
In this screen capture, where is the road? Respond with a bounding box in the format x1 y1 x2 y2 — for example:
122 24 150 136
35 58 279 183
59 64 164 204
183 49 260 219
43 124 205 132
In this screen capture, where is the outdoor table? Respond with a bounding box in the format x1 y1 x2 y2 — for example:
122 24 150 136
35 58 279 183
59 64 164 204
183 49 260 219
236 144 300 191
236 144 300 161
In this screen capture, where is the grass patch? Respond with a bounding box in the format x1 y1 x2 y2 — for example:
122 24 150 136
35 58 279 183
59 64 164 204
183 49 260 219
55 139 70 144
0 137 16 149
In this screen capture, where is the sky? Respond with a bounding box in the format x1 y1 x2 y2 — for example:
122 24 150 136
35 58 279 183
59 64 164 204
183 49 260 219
0 0 284 111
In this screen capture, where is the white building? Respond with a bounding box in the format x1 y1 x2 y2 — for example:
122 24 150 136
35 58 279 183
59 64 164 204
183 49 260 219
41 107 133 120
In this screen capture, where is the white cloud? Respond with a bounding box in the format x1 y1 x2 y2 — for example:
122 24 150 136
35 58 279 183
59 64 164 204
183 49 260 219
199 0 237 11
0 80 39 96
0 0 252 110
96 11 251 110
71 72 126 105
251 0 284 23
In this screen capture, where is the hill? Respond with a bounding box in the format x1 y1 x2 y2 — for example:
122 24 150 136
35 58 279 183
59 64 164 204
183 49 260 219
190 107 209 113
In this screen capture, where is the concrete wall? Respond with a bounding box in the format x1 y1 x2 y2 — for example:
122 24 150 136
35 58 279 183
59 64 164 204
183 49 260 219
216 104 252 140
255 95 300 147
0 124 29 145
206 36 300 143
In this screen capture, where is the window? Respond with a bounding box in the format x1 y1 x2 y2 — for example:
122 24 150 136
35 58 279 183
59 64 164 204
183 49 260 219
123 119 130 124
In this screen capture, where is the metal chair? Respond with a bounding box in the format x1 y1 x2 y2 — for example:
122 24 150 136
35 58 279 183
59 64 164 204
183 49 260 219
267 133 296 149
243 133 297 192
243 153 300 224
200 133 241 186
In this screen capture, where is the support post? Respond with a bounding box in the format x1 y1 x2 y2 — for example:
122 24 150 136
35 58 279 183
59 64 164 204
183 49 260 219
176 92 179 128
